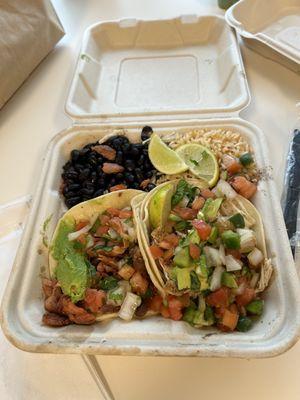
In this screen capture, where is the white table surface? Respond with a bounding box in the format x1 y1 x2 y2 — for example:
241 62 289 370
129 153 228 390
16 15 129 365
1 1 300 399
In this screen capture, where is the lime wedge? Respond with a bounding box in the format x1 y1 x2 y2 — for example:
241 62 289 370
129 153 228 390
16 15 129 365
149 134 188 174
175 144 219 187
149 183 174 229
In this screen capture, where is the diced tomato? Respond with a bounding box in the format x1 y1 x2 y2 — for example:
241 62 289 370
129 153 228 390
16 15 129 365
106 208 121 217
231 176 257 199
172 207 198 220
222 154 242 174
149 295 163 312
130 271 149 295
168 296 183 321
161 305 171 319
206 287 231 308
76 220 89 231
164 233 180 247
149 245 164 259
189 243 201 260
214 305 227 319
201 188 216 199
236 288 255 306
178 293 190 307
221 308 239 331
119 209 133 219
84 289 106 313
192 220 212 241
192 196 205 211
163 248 174 261
226 249 242 260
95 225 109 236
110 184 127 192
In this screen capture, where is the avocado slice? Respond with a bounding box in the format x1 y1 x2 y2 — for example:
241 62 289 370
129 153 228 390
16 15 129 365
202 198 223 222
52 219 91 303
173 247 191 268
176 268 191 290
221 271 238 288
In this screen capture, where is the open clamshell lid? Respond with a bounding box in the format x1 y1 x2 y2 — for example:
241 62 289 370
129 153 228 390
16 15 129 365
65 15 250 123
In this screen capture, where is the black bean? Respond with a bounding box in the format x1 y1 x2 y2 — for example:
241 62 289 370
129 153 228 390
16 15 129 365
87 155 98 168
62 161 72 171
115 172 124 181
141 126 153 141
115 151 123 165
97 178 105 188
71 149 80 162
64 191 79 199
125 159 135 171
79 168 91 181
64 171 78 180
146 183 156 191
130 145 140 158
145 170 153 178
66 197 81 208
135 168 144 182
144 161 153 170
131 182 140 189
122 143 131 154
81 188 94 196
68 183 81 191
83 182 95 190
137 155 145 166
74 163 85 173
83 142 98 150
79 148 90 157
124 172 135 183
108 177 117 186
94 189 104 197
82 195 92 201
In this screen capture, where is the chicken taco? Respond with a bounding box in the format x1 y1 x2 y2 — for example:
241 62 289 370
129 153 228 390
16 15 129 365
136 177 273 332
42 190 158 327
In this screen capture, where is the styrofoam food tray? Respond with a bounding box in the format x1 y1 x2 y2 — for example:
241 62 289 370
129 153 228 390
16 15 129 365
226 0 300 73
1 16 300 358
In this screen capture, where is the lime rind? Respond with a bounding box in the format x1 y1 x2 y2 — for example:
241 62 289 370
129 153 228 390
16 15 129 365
175 144 219 187
149 134 188 175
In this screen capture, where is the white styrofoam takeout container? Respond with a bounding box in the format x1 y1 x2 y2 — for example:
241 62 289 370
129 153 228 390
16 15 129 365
226 0 300 73
2 15 300 358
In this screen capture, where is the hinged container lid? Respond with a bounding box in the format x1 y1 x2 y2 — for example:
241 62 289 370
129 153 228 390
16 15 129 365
65 15 250 123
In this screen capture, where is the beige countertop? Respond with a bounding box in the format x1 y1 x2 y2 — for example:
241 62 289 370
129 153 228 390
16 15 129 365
0 1 300 399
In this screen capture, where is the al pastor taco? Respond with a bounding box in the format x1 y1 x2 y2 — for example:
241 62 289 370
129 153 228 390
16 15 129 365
42 190 157 327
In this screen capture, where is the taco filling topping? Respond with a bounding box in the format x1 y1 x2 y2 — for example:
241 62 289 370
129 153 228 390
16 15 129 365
43 206 156 326
147 178 270 332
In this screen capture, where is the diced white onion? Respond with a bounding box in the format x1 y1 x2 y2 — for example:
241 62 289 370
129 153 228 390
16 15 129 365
67 223 92 241
219 244 226 265
118 292 142 321
178 196 190 208
108 228 118 239
237 228 256 253
86 234 94 248
204 246 223 267
235 281 246 295
222 154 236 169
127 226 136 241
247 247 264 267
250 272 259 288
225 254 242 271
215 180 237 200
210 266 225 291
